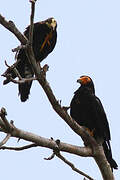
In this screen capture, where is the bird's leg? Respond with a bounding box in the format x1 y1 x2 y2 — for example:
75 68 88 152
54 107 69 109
85 128 95 137
82 127 95 147
40 31 52 52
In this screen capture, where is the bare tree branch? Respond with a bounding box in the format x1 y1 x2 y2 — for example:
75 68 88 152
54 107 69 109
56 152 95 180
0 108 12 132
0 109 92 157
44 152 55 160
0 143 37 151
0 14 28 44
0 107 114 179
2 60 22 80
12 45 27 52
29 0 35 45
94 146 114 180
0 134 11 147
8 77 37 84
44 143 94 180
44 151 94 180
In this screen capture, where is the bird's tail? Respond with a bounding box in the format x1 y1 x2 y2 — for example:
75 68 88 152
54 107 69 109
18 64 33 102
103 141 118 171
2 59 34 102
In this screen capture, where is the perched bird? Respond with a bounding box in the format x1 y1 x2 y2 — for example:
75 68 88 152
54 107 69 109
70 75 118 171
3 17 57 102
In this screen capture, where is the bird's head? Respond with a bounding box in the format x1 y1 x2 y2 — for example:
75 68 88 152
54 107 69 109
45 17 57 31
77 75 95 94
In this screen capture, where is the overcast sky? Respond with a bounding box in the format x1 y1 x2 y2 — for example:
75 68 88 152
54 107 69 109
0 0 119 179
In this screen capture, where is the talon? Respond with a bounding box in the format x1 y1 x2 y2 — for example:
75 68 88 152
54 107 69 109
85 127 95 137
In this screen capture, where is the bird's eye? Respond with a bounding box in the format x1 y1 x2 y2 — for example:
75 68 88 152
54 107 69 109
86 77 90 81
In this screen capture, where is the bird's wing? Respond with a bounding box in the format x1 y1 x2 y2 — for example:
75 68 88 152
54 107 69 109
89 93 111 140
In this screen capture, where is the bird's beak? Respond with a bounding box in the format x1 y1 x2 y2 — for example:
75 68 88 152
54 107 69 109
51 18 57 30
46 18 57 31
77 78 82 84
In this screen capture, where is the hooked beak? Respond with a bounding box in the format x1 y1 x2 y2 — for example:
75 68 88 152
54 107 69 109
77 78 82 84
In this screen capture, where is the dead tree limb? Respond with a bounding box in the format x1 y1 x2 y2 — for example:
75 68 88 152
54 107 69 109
0 110 92 157
0 108 93 180
0 143 37 151
0 134 11 147
55 152 95 180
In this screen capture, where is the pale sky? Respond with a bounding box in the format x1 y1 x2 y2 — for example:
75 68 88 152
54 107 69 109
0 0 119 179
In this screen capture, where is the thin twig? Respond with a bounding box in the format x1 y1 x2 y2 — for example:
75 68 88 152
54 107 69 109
44 149 94 180
9 77 37 84
42 64 49 73
62 106 70 111
3 60 37 84
40 64 49 78
56 152 95 180
29 0 35 46
2 60 22 80
0 15 28 44
12 44 27 52
27 0 41 70
0 134 11 147
44 152 55 160
0 108 12 132
7 60 22 80
0 143 37 151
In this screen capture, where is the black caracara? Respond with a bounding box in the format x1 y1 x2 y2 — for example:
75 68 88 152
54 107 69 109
70 75 118 171
3 17 57 102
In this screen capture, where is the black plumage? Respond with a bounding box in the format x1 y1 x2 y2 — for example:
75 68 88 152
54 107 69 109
3 17 57 102
70 75 118 171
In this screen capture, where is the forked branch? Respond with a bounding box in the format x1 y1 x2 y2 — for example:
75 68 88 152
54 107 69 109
0 107 93 179
45 151 94 180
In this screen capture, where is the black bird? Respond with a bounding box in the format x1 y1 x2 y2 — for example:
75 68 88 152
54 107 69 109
70 75 118 171
3 17 57 102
